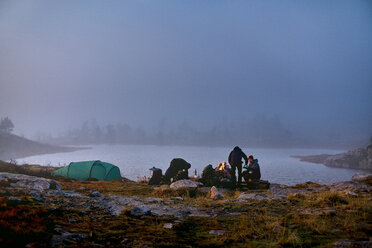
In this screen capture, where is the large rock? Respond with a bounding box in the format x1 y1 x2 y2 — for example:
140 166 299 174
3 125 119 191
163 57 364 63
0 172 61 191
210 186 224 200
170 179 202 190
129 205 152 216
237 192 268 201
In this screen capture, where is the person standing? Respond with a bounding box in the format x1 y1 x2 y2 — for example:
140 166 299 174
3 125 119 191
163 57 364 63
228 146 248 188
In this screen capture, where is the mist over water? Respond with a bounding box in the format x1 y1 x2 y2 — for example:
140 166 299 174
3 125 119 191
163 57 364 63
0 0 371 148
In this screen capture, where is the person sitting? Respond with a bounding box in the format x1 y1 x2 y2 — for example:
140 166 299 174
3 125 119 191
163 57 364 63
215 162 231 181
164 158 191 184
242 155 261 183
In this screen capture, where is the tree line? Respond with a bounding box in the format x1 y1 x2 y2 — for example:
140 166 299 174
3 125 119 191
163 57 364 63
0 117 14 133
40 116 294 148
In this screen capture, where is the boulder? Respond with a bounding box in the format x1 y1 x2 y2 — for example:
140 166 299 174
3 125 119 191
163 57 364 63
89 191 102 197
170 179 202 190
129 205 152 216
209 230 225 236
163 223 173 229
237 192 268 201
0 172 61 192
210 186 224 200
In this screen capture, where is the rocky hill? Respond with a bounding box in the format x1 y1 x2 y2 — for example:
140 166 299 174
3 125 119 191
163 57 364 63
0 132 83 161
294 144 372 170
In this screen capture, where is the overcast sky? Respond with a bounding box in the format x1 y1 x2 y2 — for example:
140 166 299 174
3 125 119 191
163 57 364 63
0 0 371 141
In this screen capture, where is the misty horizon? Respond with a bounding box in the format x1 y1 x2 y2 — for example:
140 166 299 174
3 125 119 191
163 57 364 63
1 1 371 148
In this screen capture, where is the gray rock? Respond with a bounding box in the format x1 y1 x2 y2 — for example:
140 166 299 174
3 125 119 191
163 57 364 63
127 204 211 218
129 205 152 216
170 179 203 190
89 191 101 197
68 216 77 223
0 173 61 191
163 223 173 229
50 228 88 247
50 190 85 198
171 196 184 201
342 190 358 197
210 186 224 200
333 239 372 248
209 230 225 236
237 192 268 201
272 226 283 233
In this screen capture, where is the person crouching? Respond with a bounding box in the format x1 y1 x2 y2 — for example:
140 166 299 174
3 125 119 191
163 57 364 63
242 155 261 183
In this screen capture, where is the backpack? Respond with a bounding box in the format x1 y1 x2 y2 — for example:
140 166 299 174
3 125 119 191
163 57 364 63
201 164 219 187
149 168 163 185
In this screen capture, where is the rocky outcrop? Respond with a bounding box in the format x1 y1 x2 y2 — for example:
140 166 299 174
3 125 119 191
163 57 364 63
294 144 372 170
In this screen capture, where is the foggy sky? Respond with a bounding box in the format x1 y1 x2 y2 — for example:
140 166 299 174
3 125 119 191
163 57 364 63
0 0 371 143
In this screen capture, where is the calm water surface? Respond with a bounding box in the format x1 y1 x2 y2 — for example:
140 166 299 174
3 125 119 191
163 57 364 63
15 145 364 185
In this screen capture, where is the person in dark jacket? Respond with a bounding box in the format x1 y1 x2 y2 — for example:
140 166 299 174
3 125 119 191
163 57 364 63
242 155 261 183
164 158 191 184
228 146 248 188
148 167 163 185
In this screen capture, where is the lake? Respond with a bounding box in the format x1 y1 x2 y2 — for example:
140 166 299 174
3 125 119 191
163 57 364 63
15 145 364 185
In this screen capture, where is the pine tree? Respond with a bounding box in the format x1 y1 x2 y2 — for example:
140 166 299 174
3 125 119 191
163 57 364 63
0 117 14 133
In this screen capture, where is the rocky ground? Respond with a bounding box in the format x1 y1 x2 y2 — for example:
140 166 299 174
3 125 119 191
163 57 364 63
0 163 371 247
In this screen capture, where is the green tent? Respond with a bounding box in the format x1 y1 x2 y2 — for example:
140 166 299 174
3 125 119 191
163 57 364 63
52 160 122 181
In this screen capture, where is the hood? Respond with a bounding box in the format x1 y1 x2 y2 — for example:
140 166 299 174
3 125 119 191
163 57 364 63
233 146 241 151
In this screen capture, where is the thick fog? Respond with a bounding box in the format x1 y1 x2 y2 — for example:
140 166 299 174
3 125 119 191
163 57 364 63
0 1 371 148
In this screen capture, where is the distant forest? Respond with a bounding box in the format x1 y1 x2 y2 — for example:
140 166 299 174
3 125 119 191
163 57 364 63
37 117 292 148
35 117 365 149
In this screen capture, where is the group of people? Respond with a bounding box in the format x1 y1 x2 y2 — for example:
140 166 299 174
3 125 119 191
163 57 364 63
228 146 261 188
149 146 261 189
